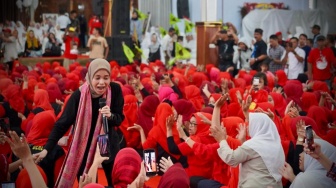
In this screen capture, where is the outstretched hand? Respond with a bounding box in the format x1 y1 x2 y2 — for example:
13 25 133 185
5 131 32 161
127 124 143 132
159 156 174 173
215 94 229 108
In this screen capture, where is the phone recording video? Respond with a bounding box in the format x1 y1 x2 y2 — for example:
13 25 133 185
305 126 315 151
143 149 157 176
253 77 260 91
97 134 110 157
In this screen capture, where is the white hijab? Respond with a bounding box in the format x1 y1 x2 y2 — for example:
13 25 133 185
244 113 285 182
290 139 336 188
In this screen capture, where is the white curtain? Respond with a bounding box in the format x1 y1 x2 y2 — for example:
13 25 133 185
242 9 329 42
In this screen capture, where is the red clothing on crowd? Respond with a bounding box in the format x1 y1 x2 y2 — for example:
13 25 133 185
269 92 287 118
308 47 335 81
158 163 189 188
88 17 103 35
178 113 215 178
142 103 181 159
27 110 56 146
307 106 332 136
172 99 196 123
119 95 141 148
63 35 79 59
112 148 142 188
301 92 318 112
136 95 160 136
185 85 205 112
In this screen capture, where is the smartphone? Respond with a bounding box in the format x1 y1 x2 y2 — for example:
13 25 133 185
97 134 111 157
253 77 260 91
1 182 15 188
143 149 157 176
305 126 315 151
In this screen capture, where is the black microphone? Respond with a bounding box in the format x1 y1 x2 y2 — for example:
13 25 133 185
99 98 109 134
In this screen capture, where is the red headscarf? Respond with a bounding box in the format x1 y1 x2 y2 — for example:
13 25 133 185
222 117 245 138
137 95 160 136
283 80 303 107
158 163 189 188
275 70 288 86
185 85 204 111
46 83 63 103
301 92 318 112
234 78 246 90
313 81 330 93
16 165 48 188
269 92 287 118
229 88 244 104
119 95 140 148
190 112 215 144
172 99 196 123
307 106 332 135
83 183 105 188
112 148 141 188
0 78 13 93
33 89 53 111
146 103 180 159
217 72 231 85
2 85 25 113
27 110 56 146
192 72 208 87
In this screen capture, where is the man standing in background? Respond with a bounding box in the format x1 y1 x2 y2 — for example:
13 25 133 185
268 34 285 74
299 34 311 73
283 37 305 79
162 27 176 65
250 28 268 71
87 27 109 60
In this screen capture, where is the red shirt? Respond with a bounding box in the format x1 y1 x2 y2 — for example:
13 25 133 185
308 47 335 81
63 36 79 59
88 18 103 35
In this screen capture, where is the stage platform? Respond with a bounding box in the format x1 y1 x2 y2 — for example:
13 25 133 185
18 55 91 67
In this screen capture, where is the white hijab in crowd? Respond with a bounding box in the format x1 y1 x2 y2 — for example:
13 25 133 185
290 139 336 188
244 113 285 182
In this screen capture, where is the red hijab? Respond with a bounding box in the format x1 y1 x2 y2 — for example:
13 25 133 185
269 92 287 118
275 70 288 86
46 83 63 103
158 163 189 188
307 106 331 135
2 85 25 113
190 112 216 144
172 99 196 123
283 80 303 107
136 95 160 136
112 148 141 188
313 81 330 93
16 165 48 188
185 85 204 112
222 117 244 138
192 72 208 87
234 78 246 90
148 103 180 159
27 110 56 146
0 78 13 93
229 88 244 104
33 89 53 111
301 92 318 112
119 95 140 148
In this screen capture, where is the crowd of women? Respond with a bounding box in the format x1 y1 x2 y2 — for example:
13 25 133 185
0 56 336 188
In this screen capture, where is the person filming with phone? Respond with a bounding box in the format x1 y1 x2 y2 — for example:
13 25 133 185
281 37 305 80
34 59 125 187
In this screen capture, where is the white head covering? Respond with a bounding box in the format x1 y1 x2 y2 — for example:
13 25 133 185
243 113 285 182
290 139 336 188
238 37 251 49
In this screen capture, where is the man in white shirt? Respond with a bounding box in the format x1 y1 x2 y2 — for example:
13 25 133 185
282 37 305 79
161 27 175 65
57 10 71 31
0 28 18 73
87 27 109 60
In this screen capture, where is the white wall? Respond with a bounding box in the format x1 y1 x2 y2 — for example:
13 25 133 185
316 0 336 34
